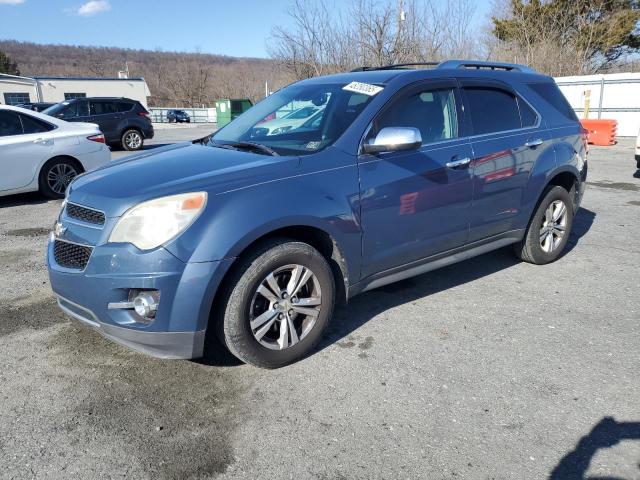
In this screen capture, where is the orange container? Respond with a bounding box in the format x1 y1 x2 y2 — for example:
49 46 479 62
579 119 617 146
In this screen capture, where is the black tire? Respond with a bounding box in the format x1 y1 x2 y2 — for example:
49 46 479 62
121 129 144 151
38 157 81 199
216 239 335 369
514 185 574 264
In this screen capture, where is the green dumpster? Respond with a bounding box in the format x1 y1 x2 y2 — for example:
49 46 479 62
215 98 253 127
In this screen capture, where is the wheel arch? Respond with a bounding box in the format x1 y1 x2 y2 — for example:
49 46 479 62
211 224 351 314
38 154 85 181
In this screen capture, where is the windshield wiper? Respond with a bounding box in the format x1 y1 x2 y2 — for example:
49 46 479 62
219 141 280 156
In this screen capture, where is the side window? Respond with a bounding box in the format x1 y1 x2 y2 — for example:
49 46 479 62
371 87 459 144
90 101 117 115
116 102 134 113
463 87 521 135
77 100 89 117
19 114 54 134
0 111 24 137
518 97 538 127
528 82 578 122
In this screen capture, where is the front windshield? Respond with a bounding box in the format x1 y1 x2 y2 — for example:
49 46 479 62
42 102 67 116
211 82 377 156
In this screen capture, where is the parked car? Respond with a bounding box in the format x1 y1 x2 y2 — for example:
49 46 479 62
253 105 324 136
167 109 191 123
0 105 110 199
43 97 154 151
16 102 56 112
48 60 588 368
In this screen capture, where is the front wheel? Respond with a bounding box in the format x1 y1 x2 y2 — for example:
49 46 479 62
121 129 143 151
217 240 335 368
514 185 574 264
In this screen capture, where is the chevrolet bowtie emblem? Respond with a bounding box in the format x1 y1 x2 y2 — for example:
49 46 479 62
53 222 66 238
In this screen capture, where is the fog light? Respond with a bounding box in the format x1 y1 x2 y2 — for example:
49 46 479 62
133 292 158 318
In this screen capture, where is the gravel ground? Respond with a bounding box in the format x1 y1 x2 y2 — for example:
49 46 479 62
0 131 638 480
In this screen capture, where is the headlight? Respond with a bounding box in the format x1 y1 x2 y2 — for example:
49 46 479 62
109 192 207 250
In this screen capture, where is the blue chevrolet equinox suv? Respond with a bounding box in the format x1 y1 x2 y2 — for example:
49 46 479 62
47 60 588 368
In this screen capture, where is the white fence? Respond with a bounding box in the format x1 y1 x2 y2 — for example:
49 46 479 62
555 72 640 137
149 107 217 124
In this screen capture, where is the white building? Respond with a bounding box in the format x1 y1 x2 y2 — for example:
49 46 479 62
0 74 151 108
554 72 640 137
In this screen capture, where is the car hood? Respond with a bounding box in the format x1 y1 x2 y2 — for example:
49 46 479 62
68 142 300 217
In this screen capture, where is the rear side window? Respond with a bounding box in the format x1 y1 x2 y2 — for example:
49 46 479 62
464 87 521 135
90 101 118 115
19 114 54 134
0 111 23 136
528 82 578 122
116 102 134 113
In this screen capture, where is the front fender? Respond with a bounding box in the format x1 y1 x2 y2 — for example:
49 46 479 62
164 164 363 283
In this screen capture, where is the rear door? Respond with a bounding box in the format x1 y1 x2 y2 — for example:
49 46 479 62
88 100 121 142
0 110 54 191
358 79 474 277
461 79 552 242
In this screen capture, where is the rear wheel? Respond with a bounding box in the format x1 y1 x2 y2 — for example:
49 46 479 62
39 157 81 199
217 239 335 369
514 185 573 264
121 129 143 151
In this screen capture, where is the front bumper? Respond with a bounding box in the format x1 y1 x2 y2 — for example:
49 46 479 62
48 236 233 359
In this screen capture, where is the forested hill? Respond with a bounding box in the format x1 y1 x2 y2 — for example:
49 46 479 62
0 40 290 106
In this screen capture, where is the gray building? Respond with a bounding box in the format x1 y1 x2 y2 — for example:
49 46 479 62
0 74 151 107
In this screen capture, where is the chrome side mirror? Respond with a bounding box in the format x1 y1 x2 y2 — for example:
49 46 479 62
362 127 422 154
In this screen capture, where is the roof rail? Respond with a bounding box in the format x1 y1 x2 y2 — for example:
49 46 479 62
349 60 536 74
436 60 537 73
350 62 439 72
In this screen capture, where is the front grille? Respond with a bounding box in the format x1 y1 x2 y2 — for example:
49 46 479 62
66 203 105 225
53 240 93 270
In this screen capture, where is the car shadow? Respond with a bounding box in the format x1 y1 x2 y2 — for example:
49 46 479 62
549 417 640 479
563 207 596 256
0 191 54 209
197 207 596 368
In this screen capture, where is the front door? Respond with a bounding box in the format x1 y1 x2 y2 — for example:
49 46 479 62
358 80 474 278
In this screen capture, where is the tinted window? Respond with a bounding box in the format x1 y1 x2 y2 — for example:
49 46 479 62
518 98 538 127
90 101 118 115
464 87 521 135
19 114 54 134
371 87 458 144
64 92 86 100
0 111 24 136
116 102 134 112
528 82 578 122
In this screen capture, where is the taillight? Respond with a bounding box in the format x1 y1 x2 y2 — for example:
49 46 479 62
138 111 150 118
87 134 105 143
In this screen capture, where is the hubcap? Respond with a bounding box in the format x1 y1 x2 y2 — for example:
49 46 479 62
540 200 568 253
125 132 142 149
47 163 78 195
249 264 322 350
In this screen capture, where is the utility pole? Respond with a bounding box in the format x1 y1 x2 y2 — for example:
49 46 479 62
396 0 405 63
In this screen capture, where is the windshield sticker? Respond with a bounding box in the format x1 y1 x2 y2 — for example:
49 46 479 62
342 81 383 96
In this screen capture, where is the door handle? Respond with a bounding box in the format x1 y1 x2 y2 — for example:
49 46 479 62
33 138 48 145
445 157 471 169
524 138 543 148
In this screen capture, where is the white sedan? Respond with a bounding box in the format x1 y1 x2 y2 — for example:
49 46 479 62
0 105 111 199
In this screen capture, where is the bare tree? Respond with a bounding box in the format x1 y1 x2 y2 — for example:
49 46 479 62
268 0 480 80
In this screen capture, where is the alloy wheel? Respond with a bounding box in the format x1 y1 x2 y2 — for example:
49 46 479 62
47 163 78 195
124 131 142 149
249 264 322 350
539 200 568 253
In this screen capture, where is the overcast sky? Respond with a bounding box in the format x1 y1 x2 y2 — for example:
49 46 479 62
0 0 493 58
